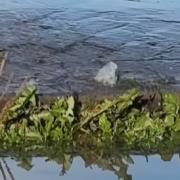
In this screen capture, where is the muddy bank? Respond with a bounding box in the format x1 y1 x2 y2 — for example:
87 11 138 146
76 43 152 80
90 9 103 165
0 1 180 95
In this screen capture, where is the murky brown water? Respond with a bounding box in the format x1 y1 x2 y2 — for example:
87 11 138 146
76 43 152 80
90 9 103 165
0 0 180 94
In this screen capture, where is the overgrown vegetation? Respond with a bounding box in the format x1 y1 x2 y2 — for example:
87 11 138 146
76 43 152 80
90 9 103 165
1 85 180 151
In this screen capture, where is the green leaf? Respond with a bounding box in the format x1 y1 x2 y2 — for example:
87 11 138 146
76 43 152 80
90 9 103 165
64 154 72 171
132 112 152 131
18 157 33 171
165 115 174 127
174 118 180 132
162 93 179 115
99 113 111 138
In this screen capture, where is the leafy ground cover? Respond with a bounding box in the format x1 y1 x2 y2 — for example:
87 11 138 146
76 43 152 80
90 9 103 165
0 85 180 151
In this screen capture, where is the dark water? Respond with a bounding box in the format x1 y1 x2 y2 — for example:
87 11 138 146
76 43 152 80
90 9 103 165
0 0 180 94
1 154 180 180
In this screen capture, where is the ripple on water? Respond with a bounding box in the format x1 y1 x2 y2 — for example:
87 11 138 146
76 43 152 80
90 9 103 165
0 0 180 94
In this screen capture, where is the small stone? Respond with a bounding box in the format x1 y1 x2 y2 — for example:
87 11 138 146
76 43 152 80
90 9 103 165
94 61 118 87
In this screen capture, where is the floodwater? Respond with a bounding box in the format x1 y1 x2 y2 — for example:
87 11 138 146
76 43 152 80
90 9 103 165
0 0 180 94
1 154 180 180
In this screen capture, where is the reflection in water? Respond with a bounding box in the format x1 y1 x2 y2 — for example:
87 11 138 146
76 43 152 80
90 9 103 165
0 159 15 180
0 144 180 180
128 155 180 180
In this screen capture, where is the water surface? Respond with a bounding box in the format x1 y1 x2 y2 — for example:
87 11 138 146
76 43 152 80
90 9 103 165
0 0 180 94
1 154 180 180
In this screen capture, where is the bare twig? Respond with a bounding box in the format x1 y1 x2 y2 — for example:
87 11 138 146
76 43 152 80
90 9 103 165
0 51 8 76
